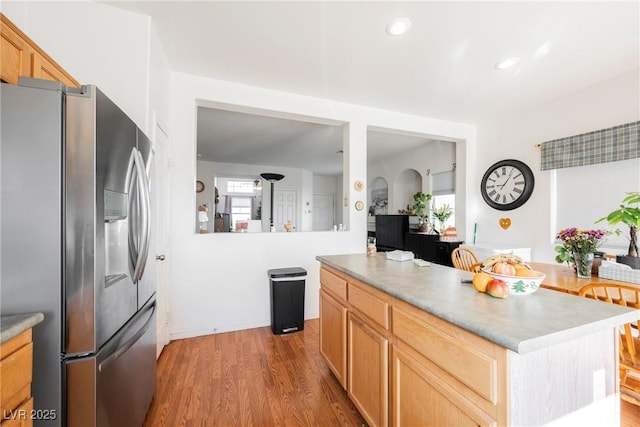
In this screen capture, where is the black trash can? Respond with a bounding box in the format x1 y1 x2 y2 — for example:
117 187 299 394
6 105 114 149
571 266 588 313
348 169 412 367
268 267 307 334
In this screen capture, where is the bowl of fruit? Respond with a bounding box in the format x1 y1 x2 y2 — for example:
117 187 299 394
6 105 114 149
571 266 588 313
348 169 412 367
472 254 546 297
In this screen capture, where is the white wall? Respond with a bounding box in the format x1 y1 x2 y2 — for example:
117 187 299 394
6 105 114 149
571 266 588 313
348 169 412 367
168 72 475 339
473 69 640 262
1 1 158 133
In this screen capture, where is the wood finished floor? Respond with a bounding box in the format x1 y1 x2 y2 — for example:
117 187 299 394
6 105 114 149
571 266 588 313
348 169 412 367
144 318 640 426
143 319 365 426
621 400 640 427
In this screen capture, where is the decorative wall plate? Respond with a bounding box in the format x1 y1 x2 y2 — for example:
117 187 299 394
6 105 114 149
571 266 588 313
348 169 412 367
355 200 364 211
499 217 512 230
354 180 364 192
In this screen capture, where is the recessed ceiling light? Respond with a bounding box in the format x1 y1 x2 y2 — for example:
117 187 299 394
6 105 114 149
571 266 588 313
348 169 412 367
494 57 520 70
386 17 412 36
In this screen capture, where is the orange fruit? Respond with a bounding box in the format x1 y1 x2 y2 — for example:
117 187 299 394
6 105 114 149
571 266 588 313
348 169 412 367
515 267 538 277
472 271 493 293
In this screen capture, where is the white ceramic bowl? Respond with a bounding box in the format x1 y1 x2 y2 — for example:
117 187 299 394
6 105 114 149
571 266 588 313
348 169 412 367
482 269 546 296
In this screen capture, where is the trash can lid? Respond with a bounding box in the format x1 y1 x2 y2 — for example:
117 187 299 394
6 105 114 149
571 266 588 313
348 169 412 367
268 267 307 278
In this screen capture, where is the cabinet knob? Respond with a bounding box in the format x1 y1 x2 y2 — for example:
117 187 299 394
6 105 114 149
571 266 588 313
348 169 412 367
156 255 166 261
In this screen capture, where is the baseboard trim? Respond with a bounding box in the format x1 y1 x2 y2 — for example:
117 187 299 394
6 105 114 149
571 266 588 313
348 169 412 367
169 313 319 341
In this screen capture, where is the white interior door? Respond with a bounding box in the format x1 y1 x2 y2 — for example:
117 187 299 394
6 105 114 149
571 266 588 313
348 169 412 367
274 190 297 231
313 194 335 231
152 119 171 356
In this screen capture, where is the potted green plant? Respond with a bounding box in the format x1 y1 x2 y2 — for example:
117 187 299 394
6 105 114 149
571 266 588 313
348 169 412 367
596 192 640 270
411 191 432 232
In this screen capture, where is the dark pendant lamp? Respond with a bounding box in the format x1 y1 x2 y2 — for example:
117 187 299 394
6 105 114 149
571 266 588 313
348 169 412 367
260 173 285 232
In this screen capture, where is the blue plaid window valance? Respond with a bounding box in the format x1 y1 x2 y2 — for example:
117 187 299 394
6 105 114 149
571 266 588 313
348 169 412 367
540 121 639 171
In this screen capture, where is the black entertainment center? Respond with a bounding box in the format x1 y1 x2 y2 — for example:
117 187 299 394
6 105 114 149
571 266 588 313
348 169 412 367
373 215 462 267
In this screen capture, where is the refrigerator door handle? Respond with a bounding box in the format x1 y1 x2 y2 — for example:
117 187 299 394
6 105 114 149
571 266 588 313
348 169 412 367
98 301 155 372
127 147 140 279
138 149 152 281
124 147 136 200
132 148 151 282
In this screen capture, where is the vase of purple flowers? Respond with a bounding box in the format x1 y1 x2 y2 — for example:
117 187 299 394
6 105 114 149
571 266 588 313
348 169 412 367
556 228 607 279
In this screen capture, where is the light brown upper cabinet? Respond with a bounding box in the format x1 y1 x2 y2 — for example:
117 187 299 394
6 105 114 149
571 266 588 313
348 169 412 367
1 13 80 88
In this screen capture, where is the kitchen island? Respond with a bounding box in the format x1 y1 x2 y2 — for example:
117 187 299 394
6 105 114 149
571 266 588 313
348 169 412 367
317 253 639 427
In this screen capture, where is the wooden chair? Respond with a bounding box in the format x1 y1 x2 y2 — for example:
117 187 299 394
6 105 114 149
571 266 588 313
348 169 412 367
451 247 480 272
579 283 640 406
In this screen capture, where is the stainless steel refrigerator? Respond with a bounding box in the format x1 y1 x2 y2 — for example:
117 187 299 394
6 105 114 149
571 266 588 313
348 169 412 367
1 78 156 426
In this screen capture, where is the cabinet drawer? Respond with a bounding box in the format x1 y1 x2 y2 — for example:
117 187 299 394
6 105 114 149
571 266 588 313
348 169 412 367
391 344 496 427
0 342 33 412
348 280 389 330
320 267 347 300
1 396 33 427
392 306 498 404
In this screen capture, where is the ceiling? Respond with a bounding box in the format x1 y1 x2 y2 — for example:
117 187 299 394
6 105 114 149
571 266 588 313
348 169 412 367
108 1 639 175
196 107 346 175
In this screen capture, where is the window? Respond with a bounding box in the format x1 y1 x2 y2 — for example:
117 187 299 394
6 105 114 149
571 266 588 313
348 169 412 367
555 158 639 253
226 180 256 194
231 196 252 228
213 176 262 231
433 194 455 229
432 169 455 230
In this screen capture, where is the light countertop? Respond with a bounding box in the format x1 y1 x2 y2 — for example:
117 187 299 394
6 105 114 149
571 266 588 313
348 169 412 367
1 312 44 344
316 253 639 354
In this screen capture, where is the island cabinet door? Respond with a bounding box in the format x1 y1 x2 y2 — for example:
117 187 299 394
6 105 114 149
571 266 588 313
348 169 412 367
348 312 389 427
319 288 347 389
390 344 497 427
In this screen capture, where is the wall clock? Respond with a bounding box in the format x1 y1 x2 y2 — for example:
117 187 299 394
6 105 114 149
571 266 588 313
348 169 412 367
196 180 205 193
480 159 534 211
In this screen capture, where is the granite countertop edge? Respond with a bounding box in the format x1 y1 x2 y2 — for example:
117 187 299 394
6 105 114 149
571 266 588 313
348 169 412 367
316 254 640 354
1 312 45 344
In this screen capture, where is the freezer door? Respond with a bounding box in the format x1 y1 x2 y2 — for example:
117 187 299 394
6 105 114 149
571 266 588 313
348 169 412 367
65 87 138 354
65 297 156 427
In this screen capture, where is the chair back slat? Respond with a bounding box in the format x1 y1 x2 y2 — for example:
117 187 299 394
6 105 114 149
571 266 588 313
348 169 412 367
451 248 480 272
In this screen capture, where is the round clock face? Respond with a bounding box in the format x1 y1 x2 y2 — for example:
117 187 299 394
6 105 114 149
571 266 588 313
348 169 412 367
481 159 534 211
196 180 205 193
